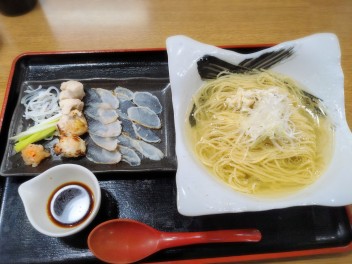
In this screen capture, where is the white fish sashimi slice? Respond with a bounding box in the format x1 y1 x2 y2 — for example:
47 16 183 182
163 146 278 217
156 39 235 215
85 104 119 124
121 118 137 139
117 134 134 148
86 138 122 164
94 88 119 109
85 89 101 104
127 106 161 129
132 123 161 143
88 117 122 137
118 101 136 119
115 86 134 101
133 140 164 161
116 100 135 120
118 134 164 161
116 109 128 120
133 92 162 114
119 145 141 166
89 133 119 151
85 103 118 117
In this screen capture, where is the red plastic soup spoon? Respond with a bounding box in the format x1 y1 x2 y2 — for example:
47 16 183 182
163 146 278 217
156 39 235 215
88 219 261 264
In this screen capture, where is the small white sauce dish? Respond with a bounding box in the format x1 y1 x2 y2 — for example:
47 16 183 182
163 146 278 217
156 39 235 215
18 164 101 237
166 33 352 216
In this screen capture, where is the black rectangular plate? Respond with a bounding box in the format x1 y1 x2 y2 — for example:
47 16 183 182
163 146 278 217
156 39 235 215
1 77 175 176
0 49 351 263
0 50 176 176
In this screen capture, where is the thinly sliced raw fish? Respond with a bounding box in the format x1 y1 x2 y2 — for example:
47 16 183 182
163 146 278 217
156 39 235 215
116 109 128 120
87 117 122 137
89 133 119 151
121 118 137 138
133 92 162 114
133 140 164 161
86 138 121 164
118 100 135 119
119 145 141 166
127 106 161 129
85 89 101 105
118 134 164 161
85 104 119 124
94 88 119 109
115 86 134 101
117 134 134 148
132 123 160 143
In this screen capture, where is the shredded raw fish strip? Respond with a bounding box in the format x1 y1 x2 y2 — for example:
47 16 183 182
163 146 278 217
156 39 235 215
21 85 61 124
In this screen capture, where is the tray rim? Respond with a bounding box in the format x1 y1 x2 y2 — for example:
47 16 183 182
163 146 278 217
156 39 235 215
163 207 352 263
155 210 352 263
0 46 351 263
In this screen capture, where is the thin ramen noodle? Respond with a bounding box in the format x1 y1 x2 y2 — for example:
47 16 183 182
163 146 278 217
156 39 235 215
187 70 334 195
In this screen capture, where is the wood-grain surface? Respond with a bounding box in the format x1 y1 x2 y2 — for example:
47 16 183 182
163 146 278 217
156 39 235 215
0 1 351 263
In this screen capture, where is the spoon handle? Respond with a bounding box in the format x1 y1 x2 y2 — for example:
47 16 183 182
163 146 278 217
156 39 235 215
159 229 261 249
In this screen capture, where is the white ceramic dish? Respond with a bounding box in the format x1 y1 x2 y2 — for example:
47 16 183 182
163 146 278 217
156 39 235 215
166 33 352 216
18 164 101 237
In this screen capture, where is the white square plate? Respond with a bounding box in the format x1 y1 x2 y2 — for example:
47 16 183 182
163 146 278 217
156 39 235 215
166 33 352 216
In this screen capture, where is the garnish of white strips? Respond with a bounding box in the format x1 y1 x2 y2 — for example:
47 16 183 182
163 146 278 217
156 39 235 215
226 87 297 147
21 85 61 125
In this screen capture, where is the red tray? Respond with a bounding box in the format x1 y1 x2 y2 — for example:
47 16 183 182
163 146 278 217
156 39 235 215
0 48 351 263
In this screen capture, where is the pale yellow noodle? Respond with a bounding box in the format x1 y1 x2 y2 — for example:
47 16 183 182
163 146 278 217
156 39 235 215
189 71 333 195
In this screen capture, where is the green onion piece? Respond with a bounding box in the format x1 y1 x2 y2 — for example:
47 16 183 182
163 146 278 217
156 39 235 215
14 126 57 152
9 113 61 141
16 122 58 141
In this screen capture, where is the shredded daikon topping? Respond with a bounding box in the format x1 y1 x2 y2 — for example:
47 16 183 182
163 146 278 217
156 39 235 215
21 85 61 124
230 87 296 145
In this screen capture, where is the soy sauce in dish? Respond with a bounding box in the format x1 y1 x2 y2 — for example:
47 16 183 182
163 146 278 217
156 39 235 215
47 182 94 228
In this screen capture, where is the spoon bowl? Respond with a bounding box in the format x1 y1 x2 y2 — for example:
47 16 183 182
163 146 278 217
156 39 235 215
88 219 261 264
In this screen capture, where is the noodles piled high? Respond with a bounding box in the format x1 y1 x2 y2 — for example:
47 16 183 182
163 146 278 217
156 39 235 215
188 70 333 195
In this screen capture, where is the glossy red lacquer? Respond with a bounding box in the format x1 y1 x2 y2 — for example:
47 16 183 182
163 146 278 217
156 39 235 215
88 219 261 264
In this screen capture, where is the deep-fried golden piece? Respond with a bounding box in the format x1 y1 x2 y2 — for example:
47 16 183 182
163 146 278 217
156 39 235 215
57 109 88 136
54 135 86 158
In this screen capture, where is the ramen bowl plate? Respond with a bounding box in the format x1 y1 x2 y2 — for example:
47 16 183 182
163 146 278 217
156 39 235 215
167 33 352 216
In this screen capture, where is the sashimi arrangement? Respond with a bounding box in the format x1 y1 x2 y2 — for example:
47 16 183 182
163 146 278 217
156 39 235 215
10 80 164 167
85 86 164 166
